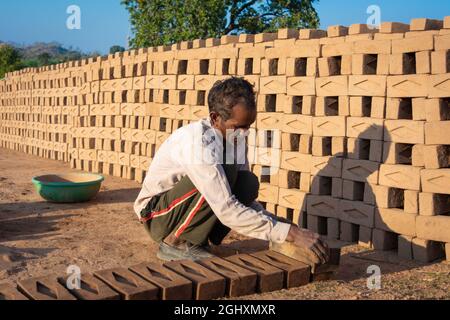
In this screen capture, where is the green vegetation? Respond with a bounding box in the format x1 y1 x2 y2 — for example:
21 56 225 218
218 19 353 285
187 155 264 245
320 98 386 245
122 0 320 48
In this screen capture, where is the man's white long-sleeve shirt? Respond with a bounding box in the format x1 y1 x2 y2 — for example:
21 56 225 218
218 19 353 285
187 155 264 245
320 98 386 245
134 118 291 243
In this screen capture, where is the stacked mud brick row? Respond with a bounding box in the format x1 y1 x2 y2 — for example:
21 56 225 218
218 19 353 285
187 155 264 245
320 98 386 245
1 17 450 262
0 249 341 300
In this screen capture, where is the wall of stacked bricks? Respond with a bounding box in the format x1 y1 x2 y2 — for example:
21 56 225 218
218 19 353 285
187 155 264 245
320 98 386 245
1 17 450 263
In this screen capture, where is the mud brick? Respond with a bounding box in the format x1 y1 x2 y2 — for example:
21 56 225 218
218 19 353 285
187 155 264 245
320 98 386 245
339 221 358 243
0 283 29 300
404 190 419 214
94 267 159 300
312 116 346 137
282 115 313 135
375 208 416 237
384 120 425 144
251 251 310 289
410 18 443 31
397 235 413 260
358 226 373 248
391 34 434 54
316 76 348 96
349 97 372 118
299 29 327 40
306 195 340 219
224 254 284 293
59 273 120 300
312 136 332 156
257 183 279 204
415 51 431 74
340 200 375 228
349 75 387 96
379 164 421 191
387 75 429 98
431 50 450 74
412 238 445 262
417 215 450 243
383 142 413 165
259 76 287 94
349 23 378 35
256 112 282 130
421 169 450 195
129 262 192 300
351 54 378 75
327 218 340 240
446 243 450 261
307 214 328 235
423 145 450 169
332 178 343 198
428 74 450 98
283 95 315 115
331 136 346 156
318 57 342 76
327 25 349 38
280 151 311 172
372 229 397 250
278 188 307 210
196 257 257 298
311 156 342 177
310 175 332 195
353 39 392 54
17 275 76 300
315 96 348 116
445 16 450 29
342 159 379 184
386 97 414 120
286 77 316 95
347 138 370 160
346 117 384 140
342 180 365 201
419 193 450 216
425 121 450 145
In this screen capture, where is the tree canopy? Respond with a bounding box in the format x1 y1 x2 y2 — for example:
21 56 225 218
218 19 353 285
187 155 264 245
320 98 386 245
122 0 320 48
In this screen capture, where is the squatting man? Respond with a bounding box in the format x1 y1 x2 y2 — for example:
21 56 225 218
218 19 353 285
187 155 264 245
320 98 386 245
134 77 330 263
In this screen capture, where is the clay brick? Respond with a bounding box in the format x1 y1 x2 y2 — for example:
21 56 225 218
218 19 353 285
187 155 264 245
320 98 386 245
349 75 387 96
225 254 284 293
282 115 313 135
425 121 450 145
315 96 348 116
340 221 359 243
342 180 365 200
327 25 349 38
382 142 413 165
299 29 327 40
380 22 410 33
391 34 434 54
431 50 450 74
332 136 347 156
250 251 310 289
0 283 29 300
17 275 77 300
428 74 450 98
419 193 450 216
372 229 398 250
423 145 450 169
260 76 287 94
445 16 450 29
164 260 225 300
342 159 379 184
278 188 307 210
340 200 375 227
307 214 328 235
412 238 445 262
286 77 316 96
311 156 342 177
375 208 416 237
417 215 450 243
280 152 311 172
257 183 279 204
421 169 450 195
310 175 332 195
398 235 414 260
415 51 431 74
312 116 346 137
60 273 120 300
315 76 349 96
94 267 159 300
387 75 429 98
327 218 340 240
446 243 450 261
332 178 343 198
197 257 257 297
358 226 373 248
312 136 332 156
306 195 340 219
410 18 443 31
384 120 425 144
379 164 421 191
346 117 384 140
129 262 192 300
404 190 419 214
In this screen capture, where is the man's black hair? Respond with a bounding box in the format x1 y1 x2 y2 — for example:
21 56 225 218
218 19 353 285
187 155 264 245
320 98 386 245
208 77 256 120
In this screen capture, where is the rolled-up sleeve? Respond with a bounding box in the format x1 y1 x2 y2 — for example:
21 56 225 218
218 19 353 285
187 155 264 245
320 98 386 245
180 161 291 243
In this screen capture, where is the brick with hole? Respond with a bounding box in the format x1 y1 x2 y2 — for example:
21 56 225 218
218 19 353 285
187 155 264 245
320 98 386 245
59 273 120 300
0 283 29 300
17 275 77 300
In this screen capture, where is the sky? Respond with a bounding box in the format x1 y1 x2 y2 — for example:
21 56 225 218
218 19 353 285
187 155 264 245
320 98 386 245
0 0 449 54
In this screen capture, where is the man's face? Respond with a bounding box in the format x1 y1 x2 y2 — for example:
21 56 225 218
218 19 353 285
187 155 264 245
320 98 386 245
210 103 257 141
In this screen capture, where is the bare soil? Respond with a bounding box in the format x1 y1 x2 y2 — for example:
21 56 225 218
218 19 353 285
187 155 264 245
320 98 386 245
0 148 449 299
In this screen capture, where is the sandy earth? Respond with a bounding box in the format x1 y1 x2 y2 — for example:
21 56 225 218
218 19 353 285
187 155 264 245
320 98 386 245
0 147 449 300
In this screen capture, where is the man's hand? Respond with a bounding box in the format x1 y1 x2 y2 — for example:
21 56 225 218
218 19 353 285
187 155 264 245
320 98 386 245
285 225 330 264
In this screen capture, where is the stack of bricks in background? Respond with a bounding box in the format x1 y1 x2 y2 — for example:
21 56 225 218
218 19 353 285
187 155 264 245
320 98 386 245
1 17 449 262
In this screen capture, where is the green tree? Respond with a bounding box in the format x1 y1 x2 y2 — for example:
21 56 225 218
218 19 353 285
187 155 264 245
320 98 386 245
0 44 22 79
122 0 319 48
110 45 126 54
37 52 51 65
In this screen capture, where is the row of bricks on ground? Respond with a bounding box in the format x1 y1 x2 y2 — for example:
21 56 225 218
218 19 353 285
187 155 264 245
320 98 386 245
2 18 450 81
0 142 68 162
0 250 330 300
306 214 450 263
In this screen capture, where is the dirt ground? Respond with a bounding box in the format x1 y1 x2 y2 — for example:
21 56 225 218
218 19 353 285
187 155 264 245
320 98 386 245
0 147 449 300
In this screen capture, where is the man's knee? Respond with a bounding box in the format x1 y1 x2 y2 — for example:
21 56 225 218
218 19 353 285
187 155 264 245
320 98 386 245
233 171 260 206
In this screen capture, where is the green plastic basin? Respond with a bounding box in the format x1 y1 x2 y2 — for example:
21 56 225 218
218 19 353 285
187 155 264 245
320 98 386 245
32 173 104 203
